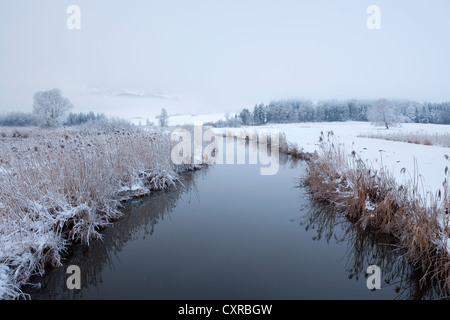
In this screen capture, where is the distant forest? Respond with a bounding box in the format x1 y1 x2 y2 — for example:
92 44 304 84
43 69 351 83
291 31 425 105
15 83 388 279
238 99 450 126
0 111 107 127
3 99 450 128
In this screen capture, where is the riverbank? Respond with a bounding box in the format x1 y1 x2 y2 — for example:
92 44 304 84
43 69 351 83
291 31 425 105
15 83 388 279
213 122 450 296
3 121 449 299
0 125 202 299
304 131 450 296
27 137 424 300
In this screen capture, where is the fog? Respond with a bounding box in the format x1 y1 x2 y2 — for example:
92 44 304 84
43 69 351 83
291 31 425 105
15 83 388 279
1 0 449 118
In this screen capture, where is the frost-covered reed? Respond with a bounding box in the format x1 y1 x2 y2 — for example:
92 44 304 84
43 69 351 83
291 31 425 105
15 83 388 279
358 131 450 148
305 131 450 297
0 126 194 299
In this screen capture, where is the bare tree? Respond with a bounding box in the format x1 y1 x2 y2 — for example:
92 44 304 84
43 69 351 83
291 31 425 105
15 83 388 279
159 108 169 127
367 99 400 129
32 88 73 128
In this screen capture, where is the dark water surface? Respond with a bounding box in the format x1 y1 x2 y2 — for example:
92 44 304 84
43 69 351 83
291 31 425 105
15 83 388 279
27 140 438 300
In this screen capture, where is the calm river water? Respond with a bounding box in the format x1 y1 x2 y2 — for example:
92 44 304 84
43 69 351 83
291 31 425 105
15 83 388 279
27 139 438 299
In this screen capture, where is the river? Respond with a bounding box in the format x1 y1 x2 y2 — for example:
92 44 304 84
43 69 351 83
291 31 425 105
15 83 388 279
26 138 438 299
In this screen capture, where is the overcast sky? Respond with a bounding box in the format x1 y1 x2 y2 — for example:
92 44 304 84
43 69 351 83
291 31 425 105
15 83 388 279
1 0 450 118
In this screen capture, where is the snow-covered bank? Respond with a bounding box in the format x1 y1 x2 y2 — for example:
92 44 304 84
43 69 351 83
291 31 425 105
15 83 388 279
214 122 450 198
128 113 229 127
304 132 450 295
213 121 450 294
0 126 202 299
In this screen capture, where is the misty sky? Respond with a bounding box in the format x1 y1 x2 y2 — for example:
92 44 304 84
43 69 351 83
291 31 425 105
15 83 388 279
1 0 450 118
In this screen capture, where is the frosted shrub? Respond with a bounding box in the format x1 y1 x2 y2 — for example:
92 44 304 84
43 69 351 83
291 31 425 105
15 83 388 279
79 117 135 133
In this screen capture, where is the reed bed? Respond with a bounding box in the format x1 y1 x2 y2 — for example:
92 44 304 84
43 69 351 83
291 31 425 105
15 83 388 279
305 131 450 297
358 131 450 148
218 129 314 161
0 126 197 299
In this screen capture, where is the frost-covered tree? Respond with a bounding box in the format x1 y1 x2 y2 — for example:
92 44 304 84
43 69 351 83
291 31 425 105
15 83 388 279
252 104 266 125
0 112 32 127
64 112 106 126
239 108 252 125
159 108 169 127
367 99 400 129
237 98 450 126
32 88 73 128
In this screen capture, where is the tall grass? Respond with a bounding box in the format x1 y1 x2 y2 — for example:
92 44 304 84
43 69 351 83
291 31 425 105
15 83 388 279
358 131 450 147
0 126 194 299
217 128 315 161
305 131 450 297
301 200 442 299
23 169 206 300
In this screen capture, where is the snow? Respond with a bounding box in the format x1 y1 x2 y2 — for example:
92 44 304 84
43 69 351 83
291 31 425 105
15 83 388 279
365 198 377 211
212 120 450 256
214 122 450 197
128 113 230 127
0 128 185 299
0 264 14 299
0 204 65 299
118 183 147 193
1 119 448 298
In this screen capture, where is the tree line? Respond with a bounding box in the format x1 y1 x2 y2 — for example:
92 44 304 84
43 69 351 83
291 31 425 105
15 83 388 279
1 88 170 129
0 110 107 127
0 88 109 128
238 99 450 126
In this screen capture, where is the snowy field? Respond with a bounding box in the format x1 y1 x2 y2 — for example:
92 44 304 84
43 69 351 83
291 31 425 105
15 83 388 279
127 113 229 127
128 113 450 196
2 118 448 299
213 122 450 198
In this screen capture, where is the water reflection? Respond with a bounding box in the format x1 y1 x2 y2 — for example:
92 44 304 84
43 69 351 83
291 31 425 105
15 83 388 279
24 137 442 300
26 168 208 300
26 138 299 300
299 200 442 300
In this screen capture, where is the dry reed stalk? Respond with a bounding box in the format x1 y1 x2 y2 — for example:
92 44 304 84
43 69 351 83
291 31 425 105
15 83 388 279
358 131 450 148
0 126 196 299
305 131 450 297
